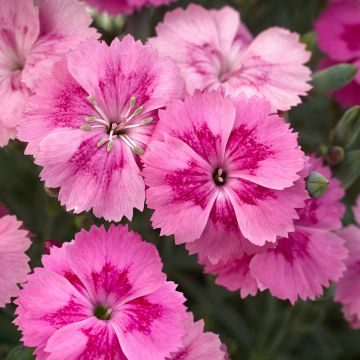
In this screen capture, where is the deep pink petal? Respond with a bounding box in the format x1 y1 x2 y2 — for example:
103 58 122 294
113 282 187 360
45 317 126 360
66 225 166 307
143 136 218 244
315 0 360 62
225 95 306 189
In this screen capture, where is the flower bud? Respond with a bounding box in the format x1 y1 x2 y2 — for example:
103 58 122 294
306 171 329 198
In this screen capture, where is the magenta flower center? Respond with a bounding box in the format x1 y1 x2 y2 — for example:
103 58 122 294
80 95 153 155
213 167 227 186
93 304 113 320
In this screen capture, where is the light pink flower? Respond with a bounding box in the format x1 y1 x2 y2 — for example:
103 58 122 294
0 0 97 147
15 224 187 359
335 225 360 329
168 313 227 360
143 91 308 262
86 0 175 16
205 156 347 303
18 36 183 222
0 210 31 307
149 4 311 112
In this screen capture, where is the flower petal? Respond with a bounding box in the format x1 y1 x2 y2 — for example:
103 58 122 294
113 282 187 360
66 225 166 306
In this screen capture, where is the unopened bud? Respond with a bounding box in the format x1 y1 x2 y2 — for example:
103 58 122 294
306 171 329 198
326 146 345 166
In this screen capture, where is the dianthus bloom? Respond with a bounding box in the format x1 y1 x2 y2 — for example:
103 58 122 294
143 91 308 263
18 36 183 222
86 0 175 16
335 225 360 329
149 4 311 112
205 156 347 303
0 0 97 146
168 313 227 360
0 207 30 307
354 195 360 225
315 0 360 106
15 225 187 359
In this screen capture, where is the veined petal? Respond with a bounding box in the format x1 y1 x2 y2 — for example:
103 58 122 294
113 282 187 360
143 136 218 244
66 225 166 307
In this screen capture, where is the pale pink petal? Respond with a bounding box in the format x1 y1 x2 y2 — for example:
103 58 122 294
113 282 187 360
0 215 30 307
66 225 166 306
168 313 226 360
15 268 91 353
251 228 347 304
149 5 250 94
315 0 360 62
335 225 360 329
227 27 311 111
21 0 98 89
225 177 308 245
36 129 145 221
143 136 218 244
45 317 126 360
225 95 306 189
203 256 259 299
0 122 16 147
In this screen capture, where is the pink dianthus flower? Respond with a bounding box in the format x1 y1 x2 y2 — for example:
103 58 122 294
86 0 176 16
18 36 183 222
315 0 360 107
168 313 227 360
15 224 187 359
0 207 31 307
0 0 98 146
143 91 308 262
204 156 347 304
335 225 360 329
149 4 311 112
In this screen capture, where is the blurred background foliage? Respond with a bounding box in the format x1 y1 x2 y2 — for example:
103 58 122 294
1 0 360 359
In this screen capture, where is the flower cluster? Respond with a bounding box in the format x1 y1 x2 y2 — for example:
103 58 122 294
0 0 357 358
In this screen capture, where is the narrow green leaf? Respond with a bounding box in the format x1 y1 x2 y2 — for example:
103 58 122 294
312 64 357 95
333 150 360 189
331 106 360 149
5 346 35 360
301 31 317 52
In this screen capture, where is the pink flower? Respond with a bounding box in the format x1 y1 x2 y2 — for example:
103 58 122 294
18 36 183 222
0 0 97 147
315 0 360 106
335 225 360 329
204 156 347 303
86 0 175 16
168 313 227 360
149 4 311 112
143 91 308 262
15 224 187 359
0 209 31 307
